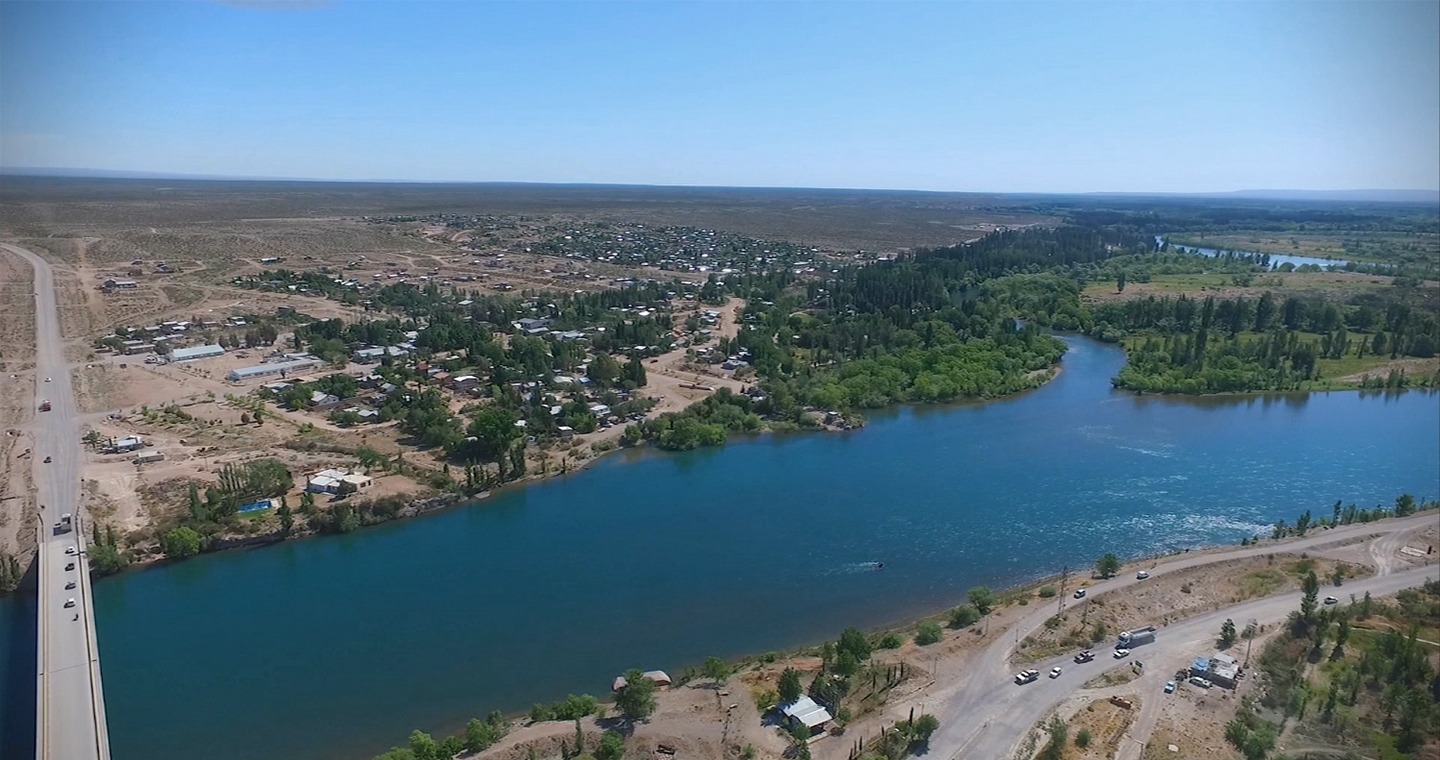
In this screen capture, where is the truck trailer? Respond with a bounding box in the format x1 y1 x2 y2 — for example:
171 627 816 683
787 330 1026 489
1117 626 1158 648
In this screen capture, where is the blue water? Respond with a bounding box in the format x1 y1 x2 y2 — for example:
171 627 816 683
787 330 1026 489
2 336 1436 760
1157 235 1351 269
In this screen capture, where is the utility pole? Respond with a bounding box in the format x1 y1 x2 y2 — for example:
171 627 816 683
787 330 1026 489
1057 565 1069 616
1243 619 1258 670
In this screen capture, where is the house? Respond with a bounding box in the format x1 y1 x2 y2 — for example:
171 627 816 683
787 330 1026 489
449 374 480 391
516 317 552 332
340 473 373 490
310 391 341 409
132 450 165 464
102 279 139 291
779 696 833 736
167 343 226 363
228 357 324 382
121 342 156 355
1208 653 1240 688
556 426 575 440
354 409 380 422
307 468 350 493
352 347 388 363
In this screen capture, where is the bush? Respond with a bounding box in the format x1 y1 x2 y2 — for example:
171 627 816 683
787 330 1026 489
949 604 981 628
915 621 943 645
1075 728 1091 748
877 633 903 649
1038 585 1058 598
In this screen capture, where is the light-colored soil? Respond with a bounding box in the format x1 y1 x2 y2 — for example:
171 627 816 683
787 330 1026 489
1018 554 1370 663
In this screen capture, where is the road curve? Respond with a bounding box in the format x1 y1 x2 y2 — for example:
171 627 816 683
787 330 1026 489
922 513 1438 760
3 241 112 760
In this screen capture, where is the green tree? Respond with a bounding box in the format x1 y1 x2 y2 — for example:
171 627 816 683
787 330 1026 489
1095 553 1121 578
949 604 981 628
1220 618 1237 648
277 502 294 534
160 526 203 559
915 620 943 645
701 656 729 685
777 667 803 704
1075 728 1092 749
615 669 656 721
406 730 441 760
968 586 997 614
1394 493 1416 516
1300 569 1320 624
595 731 625 760
910 714 940 742
837 627 872 661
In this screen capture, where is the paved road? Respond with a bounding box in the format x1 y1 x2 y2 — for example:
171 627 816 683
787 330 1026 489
923 513 1439 760
3 242 111 760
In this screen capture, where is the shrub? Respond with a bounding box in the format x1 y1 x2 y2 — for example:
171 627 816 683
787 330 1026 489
1038 585 1058 598
915 621 943 645
949 604 982 628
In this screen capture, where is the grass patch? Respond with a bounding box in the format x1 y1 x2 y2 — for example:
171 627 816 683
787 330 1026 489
1239 568 1289 598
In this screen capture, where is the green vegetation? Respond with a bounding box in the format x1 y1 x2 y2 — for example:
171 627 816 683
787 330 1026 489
1097 292 1438 393
1095 552 1121 578
949 604 982 628
1250 574 1440 759
0 552 22 594
529 694 600 723
968 586 997 615
914 620 943 645
614 668 657 721
371 710 509 760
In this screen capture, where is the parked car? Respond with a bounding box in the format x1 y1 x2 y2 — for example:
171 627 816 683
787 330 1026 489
64 546 76 555
64 562 75 571
43 455 52 463
65 581 75 590
64 598 76 608
1324 596 1339 605
1164 680 1176 693
1189 676 1213 689
1049 667 1063 678
1136 571 1150 580
1114 648 1131 659
1073 588 1087 599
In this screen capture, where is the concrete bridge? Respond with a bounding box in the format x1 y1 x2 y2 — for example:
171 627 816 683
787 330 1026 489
3 242 112 760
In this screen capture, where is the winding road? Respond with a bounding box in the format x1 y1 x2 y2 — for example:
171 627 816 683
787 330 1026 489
913 513 1438 760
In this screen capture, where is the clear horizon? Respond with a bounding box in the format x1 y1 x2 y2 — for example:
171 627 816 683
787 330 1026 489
2 0 1438 193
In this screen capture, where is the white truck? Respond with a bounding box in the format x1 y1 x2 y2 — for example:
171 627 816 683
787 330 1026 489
1014 669 1039 685
1117 625 1158 649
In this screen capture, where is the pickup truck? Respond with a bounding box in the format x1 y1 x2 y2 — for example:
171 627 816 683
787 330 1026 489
1014 669 1039 685
1074 650 1095 663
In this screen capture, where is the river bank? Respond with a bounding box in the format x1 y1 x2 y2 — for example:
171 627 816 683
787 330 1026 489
386 506 1438 760
7 332 1435 760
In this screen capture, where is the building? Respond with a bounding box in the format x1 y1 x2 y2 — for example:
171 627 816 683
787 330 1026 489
352 347 387 363
779 696 833 736
167 343 226 363
228 357 324 382
102 279 139 291
121 342 156 355
109 436 144 453
1208 653 1240 688
340 473 373 490
132 450 165 464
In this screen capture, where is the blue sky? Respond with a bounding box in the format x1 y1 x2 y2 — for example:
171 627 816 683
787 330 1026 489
2 0 1437 192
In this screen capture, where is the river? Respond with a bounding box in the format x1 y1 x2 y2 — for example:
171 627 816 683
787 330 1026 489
2 335 1437 760
1155 235 1352 270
